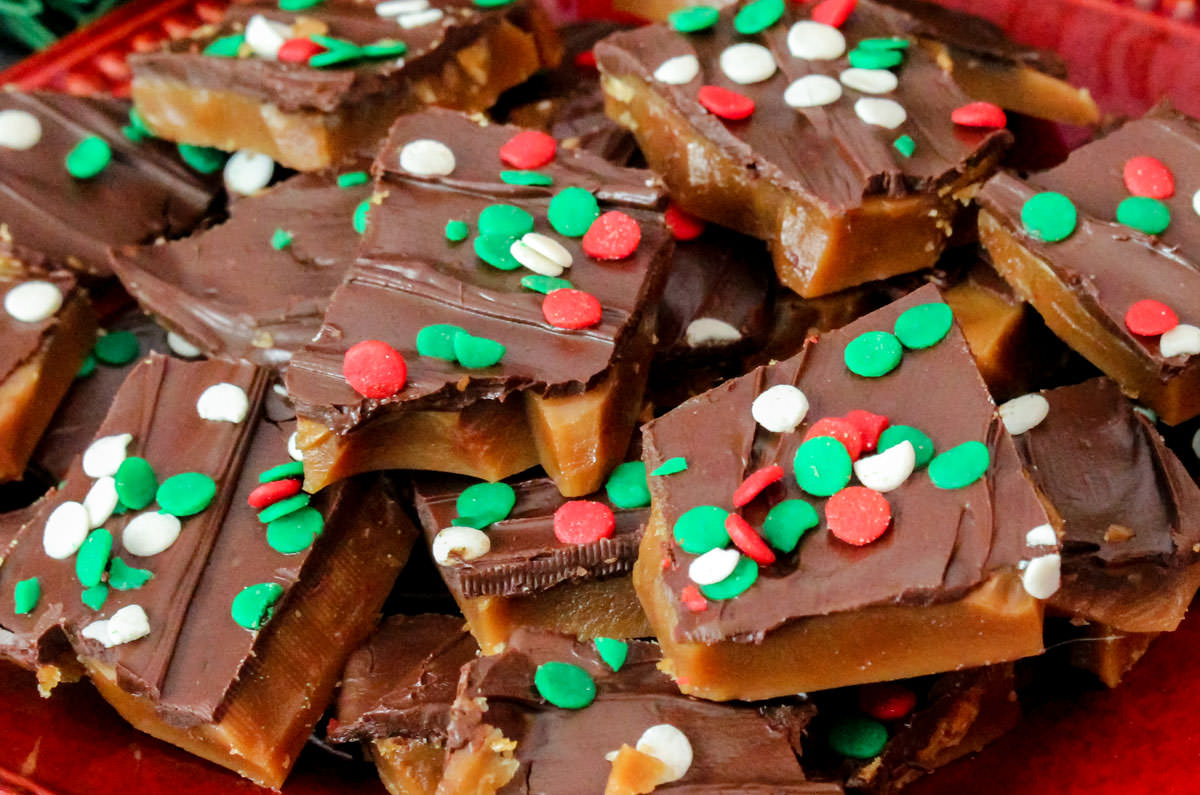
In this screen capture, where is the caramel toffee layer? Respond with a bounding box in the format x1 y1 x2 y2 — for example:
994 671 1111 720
0 92 218 277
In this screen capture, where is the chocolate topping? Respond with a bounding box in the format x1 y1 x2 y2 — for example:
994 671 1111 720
0 270 80 385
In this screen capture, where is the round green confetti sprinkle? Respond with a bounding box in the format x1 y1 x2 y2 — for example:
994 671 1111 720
829 716 889 759
267 507 324 554
700 555 759 600
177 143 227 174
453 333 506 369
13 577 39 615
500 170 554 187
474 234 522 270
928 440 990 489
66 136 112 179
156 472 217 516
76 529 113 588
271 228 294 250
124 108 153 142
521 274 574 294
848 47 903 69
1020 191 1077 243
361 39 408 58
478 204 535 237
445 220 470 242
260 461 304 483
605 461 650 510
107 558 153 591
94 329 140 366
844 331 904 378
231 582 285 630
594 637 628 672
450 514 494 529
258 493 310 524
337 171 370 188
877 425 934 468
548 187 600 237
81 584 109 612
893 303 953 350
893 134 916 158
280 0 322 9
672 505 730 555
669 5 720 33
534 661 595 709
204 33 245 57
1116 196 1171 235
651 457 688 476
456 482 516 527
734 0 784 34
761 499 819 553
115 456 157 511
858 37 910 50
309 42 364 68
474 0 516 6
354 199 372 235
416 324 466 361
793 437 853 497
77 354 96 379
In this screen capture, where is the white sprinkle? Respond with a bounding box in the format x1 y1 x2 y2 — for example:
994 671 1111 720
84 477 119 529
43 501 90 559
1160 323 1200 358
196 383 250 423
997 393 1049 436
399 139 456 177
399 8 443 28
288 431 304 461
0 109 42 150
244 14 289 60
1133 405 1157 422
653 54 700 85
685 317 742 348
1025 523 1057 548
522 232 573 268
635 725 692 783
854 97 907 129
853 440 915 493
0 628 15 646
688 547 740 586
81 604 150 648
783 75 842 108
511 241 563 277
166 331 203 358
1193 189 1200 219
273 382 289 398
786 20 846 60
376 0 428 15
751 384 809 433
4 280 63 323
511 232 573 276
432 526 490 566
1021 553 1061 599
223 150 274 196
718 42 777 85
839 67 898 94
82 433 132 478
122 511 183 557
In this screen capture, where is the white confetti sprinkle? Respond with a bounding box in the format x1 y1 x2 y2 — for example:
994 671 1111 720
510 241 563 277
0 628 15 646
122 511 183 557
1021 553 1061 599
1133 405 1157 422
196 382 250 423
839 67 898 94
288 431 304 461
81 604 150 648
719 42 777 85
653 54 700 85
511 232 572 276
751 384 809 433
376 0 427 15
1025 523 1057 548
166 331 203 358
244 14 289 60
4 280 62 323
853 440 914 493
43 501 90 560
688 547 740 586
521 232 572 268
787 20 846 60
997 393 1049 436
635 725 692 783
82 433 132 478
1193 427 1200 460
1194 189 1200 219
432 526 491 566
399 139 456 177
854 97 907 129
84 476 119 529
783 75 842 108
1160 323 1200 358
685 317 742 347
0 109 42 150
223 150 274 196
399 8 443 27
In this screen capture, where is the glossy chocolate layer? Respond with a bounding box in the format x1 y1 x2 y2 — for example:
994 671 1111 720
0 270 79 386
0 92 218 277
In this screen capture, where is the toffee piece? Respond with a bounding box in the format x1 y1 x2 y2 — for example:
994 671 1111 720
129 0 562 171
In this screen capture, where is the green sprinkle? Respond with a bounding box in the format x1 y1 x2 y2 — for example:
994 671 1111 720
793 437 852 497
177 143 227 174
280 0 322 9
734 0 785 34
231 582 285 630
13 577 39 615
107 558 153 591
474 0 517 6
77 354 97 379
478 204 535 237
94 329 140 366
455 482 516 528
123 108 153 142
76 529 113 588
66 136 111 179
337 171 370 188
548 187 600 237
594 637 628 672
877 425 934 468
361 39 408 59
500 170 553 187
858 37 910 50
474 234 522 270
893 134 916 158
521 274 574 294
445 220 470 242
156 472 217 516
122 125 146 143
450 515 494 529
453 333 506 369
651 457 688 476
416 324 466 361
534 661 595 709
672 505 730 555
700 555 758 600
258 493 310 524
669 5 719 33
267 507 324 554
605 461 650 509
830 716 889 759
81 584 109 611
260 461 304 483
893 303 953 350
761 499 818 553
204 33 245 57
309 38 363 68
271 228 294 250
1117 196 1171 235
1133 405 1158 422
1021 191 1077 243
354 199 372 234
114 456 157 511
848 47 904 69
844 331 903 378
928 440 990 489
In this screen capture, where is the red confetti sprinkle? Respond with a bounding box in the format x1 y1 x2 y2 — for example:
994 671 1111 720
697 85 756 121
279 37 325 64
543 288 603 329
343 339 407 399
725 513 776 565
844 410 889 453
681 584 708 612
950 101 1007 129
1123 156 1175 199
812 0 857 27
826 486 892 546
664 203 706 241
804 417 864 461
732 464 785 508
1125 299 1179 336
858 682 918 720
574 50 597 69
499 130 556 170
553 500 615 545
247 478 302 509
583 211 642 260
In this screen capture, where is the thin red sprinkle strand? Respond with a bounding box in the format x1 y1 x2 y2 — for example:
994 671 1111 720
499 129 556 170
732 464 785 507
1123 155 1175 199
681 584 708 612
583 210 642 260
665 203 706 241
697 85 755 121
826 486 892 546
858 682 918 720
543 288 603 329
343 339 407 399
950 101 1007 129
804 417 864 461
1125 299 1179 337
553 500 615 545
812 0 857 27
247 478 302 509
725 513 776 565
844 410 889 453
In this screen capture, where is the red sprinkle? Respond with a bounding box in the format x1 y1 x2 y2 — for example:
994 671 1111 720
680 584 708 612
664 203 706 241
804 417 864 461
553 500 615 545
1123 156 1175 199
583 211 642 260
499 130 556 170
1125 299 1179 336
247 478 302 509
843 410 889 453
574 50 597 69
811 0 857 27
950 101 1007 129
732 464 785 508
543 288 603 329
826 486 892 546
725 513 776 565
858 682 918 720
343 339 407 399
697 85 755 121
279 37 324 64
